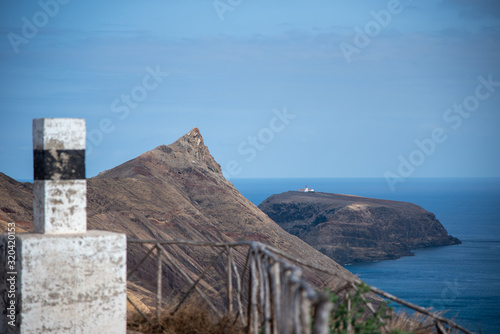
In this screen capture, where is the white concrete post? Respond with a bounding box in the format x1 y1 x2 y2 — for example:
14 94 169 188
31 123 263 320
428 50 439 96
33 118 87 234
0 118 127 334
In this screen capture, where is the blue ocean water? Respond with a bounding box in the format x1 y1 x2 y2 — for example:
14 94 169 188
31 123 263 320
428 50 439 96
231 178 500 334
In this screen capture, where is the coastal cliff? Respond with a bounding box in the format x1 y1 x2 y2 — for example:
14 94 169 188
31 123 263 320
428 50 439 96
258 191 461 265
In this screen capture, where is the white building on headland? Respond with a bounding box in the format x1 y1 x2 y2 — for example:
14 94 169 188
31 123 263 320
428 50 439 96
299 185 315 192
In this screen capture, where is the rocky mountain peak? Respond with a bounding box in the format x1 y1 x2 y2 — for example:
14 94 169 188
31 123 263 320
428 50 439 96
158 127 222 175
0 128 362 312
168 127 203 151
96 127 223 179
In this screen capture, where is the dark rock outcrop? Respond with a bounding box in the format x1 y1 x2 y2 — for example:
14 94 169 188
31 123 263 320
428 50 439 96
258 191 461 265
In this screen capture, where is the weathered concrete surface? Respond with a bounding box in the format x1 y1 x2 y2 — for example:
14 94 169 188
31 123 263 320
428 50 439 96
0 118 127 333
0 231 127 334
33 118 85 151
33 180 87 234
32 118 87 235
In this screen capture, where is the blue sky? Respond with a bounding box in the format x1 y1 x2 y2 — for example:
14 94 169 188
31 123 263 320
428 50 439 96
1 0 499 187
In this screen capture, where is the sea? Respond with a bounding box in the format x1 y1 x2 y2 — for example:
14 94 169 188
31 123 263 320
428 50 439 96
231 177 500 334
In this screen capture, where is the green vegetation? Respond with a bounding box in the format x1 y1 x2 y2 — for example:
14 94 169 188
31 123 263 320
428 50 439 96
329 283 391 334
327 282 413 334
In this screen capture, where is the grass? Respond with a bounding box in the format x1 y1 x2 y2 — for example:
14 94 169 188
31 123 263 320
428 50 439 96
127 301 244 334
127 284 461 334
127 304 445 334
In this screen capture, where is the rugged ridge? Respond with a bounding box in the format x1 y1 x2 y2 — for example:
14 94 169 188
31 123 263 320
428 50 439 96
258 191 461 265
0 128 359 311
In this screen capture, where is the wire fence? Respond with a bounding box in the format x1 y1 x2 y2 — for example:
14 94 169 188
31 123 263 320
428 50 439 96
126 239 472 334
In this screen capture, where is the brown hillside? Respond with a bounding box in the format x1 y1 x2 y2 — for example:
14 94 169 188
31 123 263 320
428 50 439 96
0 128 358 311
0 173 32 233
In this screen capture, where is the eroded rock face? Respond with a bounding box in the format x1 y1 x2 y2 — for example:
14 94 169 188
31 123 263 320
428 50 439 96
259 191 461 265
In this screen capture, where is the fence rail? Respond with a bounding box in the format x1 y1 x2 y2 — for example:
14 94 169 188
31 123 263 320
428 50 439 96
126 239 472 334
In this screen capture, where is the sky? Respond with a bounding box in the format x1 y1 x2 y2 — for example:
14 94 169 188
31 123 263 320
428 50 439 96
1 0 499 188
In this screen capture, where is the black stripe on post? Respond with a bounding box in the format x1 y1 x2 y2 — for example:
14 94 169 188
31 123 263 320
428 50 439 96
33 150 85 181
